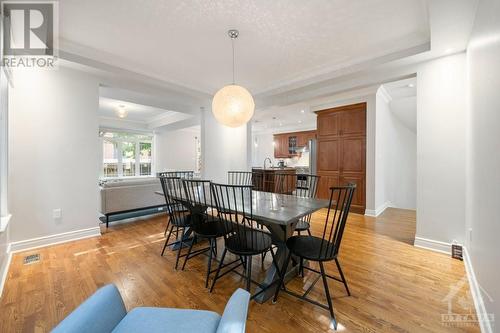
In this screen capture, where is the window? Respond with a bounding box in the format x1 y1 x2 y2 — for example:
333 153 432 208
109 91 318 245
101 130 153 178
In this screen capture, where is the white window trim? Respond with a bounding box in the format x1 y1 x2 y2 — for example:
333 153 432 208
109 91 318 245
101 131 154 179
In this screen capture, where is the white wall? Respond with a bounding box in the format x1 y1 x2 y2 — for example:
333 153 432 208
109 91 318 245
201 109 249 183
0 69 11 294
466 0 500 328
8 67 100 242
375 88 416 211
252 132 275 167
416 53 467 245
155 127 200 172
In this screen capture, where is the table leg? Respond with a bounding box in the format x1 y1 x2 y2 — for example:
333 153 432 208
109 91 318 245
254 222 301 303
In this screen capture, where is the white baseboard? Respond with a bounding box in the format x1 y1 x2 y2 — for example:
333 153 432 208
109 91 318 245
365 201 391 217
414 237 451 255
463 247 493 333
0 250 12 298
9 227 101 253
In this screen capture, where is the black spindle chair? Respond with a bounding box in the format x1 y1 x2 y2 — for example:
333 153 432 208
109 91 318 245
275 173 320 236
181 179 229 288
227 171 253 185
158 171 194 236
209 183 283 299
157 171 194 179
227 171 264 190
272 184 356 330
159 176 192 270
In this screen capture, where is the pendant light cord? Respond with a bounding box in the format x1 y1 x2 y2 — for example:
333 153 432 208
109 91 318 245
231 37 235 84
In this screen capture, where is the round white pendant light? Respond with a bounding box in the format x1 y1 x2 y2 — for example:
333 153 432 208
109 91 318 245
212 84 254 127
212 30 255 128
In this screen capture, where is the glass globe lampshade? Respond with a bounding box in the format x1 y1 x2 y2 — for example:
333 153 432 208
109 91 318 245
212 84 255 128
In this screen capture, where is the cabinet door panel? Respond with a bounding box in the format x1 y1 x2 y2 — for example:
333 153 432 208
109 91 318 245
339 109 366 136
341 137 365 173
317 139 339 172
340 174 365 213
318 112 338 137
317 173 339 200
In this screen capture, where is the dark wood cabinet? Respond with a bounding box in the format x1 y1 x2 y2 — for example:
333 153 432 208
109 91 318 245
273 130 317 158
273 134 289 158
316 103 366 214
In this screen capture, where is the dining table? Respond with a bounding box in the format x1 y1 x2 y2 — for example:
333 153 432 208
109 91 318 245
155 187 330 303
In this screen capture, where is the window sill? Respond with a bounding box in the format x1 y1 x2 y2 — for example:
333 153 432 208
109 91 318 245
0 214 11 233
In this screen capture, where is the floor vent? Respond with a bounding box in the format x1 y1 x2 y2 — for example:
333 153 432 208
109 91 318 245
23 254 40 265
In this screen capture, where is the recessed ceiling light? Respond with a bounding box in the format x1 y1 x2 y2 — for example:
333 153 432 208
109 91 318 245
408 83 415 88
445 48 454 54
279 122 283 126
298 120 302 124
300 110 305 113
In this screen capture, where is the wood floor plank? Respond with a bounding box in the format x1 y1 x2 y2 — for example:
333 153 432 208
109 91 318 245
0 208 479 332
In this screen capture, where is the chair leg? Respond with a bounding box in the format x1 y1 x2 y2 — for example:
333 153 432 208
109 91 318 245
181 234 196 270
299 258 304 277
306 228 312 236
161 225 175 256
106 215 109 228
246 255 253 292
319 261 337 330
335 257 350 296
174 228 186 270
205 238 214 288
164 217 171 237
273 250 292 303
210 248 227 293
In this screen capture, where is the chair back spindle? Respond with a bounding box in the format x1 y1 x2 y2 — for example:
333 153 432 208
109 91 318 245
318 184 356 259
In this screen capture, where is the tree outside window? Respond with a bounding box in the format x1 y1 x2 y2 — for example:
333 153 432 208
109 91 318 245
101 131 153 178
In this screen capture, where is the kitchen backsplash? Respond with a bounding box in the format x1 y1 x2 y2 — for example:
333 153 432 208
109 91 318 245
281 151 310 167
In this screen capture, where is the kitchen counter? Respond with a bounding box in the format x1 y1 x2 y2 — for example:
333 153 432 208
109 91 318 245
252 167 296 192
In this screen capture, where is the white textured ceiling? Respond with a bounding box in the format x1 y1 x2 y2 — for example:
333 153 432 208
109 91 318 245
252 103 317 133
59 0 429 95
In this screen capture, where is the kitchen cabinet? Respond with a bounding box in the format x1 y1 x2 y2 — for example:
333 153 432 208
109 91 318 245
297 130 317 146
273 130 317 158
273 134 289 158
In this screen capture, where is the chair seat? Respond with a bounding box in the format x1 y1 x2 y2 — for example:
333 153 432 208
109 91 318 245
286 235 336 261
112 307 221 333
225 230 272 256
170 213 191 227
295 219 310 231
191 217 228 238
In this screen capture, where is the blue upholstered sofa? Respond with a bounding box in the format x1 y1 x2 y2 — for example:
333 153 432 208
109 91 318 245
52 284 250 333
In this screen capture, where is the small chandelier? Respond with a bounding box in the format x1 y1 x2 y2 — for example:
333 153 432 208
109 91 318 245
212 29 255 128
116 105 128 118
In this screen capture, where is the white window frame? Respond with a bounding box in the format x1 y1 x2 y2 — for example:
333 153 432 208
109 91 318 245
101 130 154 179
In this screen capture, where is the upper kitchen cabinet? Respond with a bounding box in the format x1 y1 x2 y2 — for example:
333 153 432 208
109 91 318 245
297 130 317 146
273 130 317 158
273 133 289 158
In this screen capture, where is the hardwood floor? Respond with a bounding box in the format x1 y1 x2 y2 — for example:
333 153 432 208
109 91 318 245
0 210 478 332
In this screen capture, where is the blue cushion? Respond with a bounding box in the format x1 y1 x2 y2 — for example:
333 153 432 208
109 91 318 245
217 289 250 333
52 284 127 333
112 307 221 333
